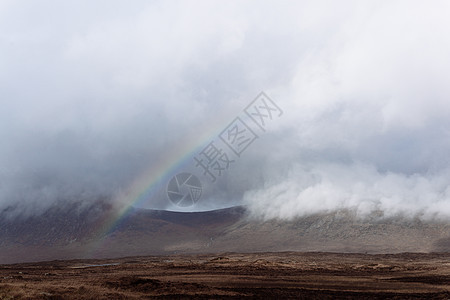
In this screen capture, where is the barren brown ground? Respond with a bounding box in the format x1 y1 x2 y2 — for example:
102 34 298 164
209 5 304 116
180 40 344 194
1 252 450 299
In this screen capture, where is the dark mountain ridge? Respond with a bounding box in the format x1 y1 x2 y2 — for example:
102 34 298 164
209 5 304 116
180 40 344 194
1 203 449 264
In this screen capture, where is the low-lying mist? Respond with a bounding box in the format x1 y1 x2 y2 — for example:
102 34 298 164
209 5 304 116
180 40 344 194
1 0 450 221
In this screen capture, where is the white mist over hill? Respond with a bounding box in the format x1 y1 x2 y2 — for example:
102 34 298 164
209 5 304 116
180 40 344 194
1 1 450 219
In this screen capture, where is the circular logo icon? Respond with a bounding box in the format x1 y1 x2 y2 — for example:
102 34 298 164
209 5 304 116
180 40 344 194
167 173 202 207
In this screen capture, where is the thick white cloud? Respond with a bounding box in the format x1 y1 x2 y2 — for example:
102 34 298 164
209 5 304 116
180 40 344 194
244 1 450 219
244 163 450 220
1 0 450 218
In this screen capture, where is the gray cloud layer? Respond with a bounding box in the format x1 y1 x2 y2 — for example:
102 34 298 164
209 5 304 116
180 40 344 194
1 1 450 219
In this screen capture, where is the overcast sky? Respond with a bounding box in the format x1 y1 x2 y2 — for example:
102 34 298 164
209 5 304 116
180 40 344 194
1 0 450 219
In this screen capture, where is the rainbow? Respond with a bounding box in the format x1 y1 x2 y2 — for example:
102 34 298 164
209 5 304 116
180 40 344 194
85 106 245 256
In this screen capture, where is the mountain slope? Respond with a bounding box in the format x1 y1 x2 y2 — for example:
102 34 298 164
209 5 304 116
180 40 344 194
1 205 449 264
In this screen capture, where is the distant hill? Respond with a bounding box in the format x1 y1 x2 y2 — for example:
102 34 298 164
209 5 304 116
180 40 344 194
1 203 449 264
